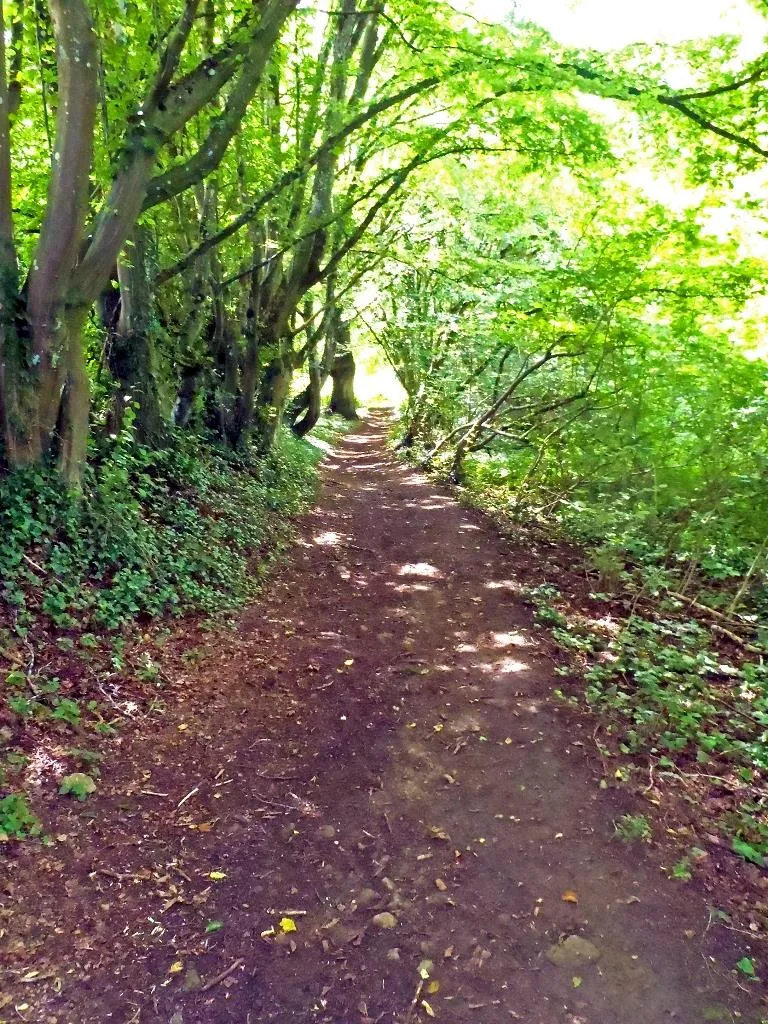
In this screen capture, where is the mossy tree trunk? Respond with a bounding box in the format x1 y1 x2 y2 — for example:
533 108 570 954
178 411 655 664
330 349 358 420
108 226 166 441
0 0 297 484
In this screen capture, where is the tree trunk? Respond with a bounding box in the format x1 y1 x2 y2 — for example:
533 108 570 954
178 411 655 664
173 364 205 428
256 355 292 450
230 273 261 448
330 350 358 420
291 279 340 438
292 361 322 438
0 0 97 485
109 227 165 441
2 302 91 485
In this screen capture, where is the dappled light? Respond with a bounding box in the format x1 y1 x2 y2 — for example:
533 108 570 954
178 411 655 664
490 630 534 649
313 530 343 547
3 0 768 1015
485 579 522 592
397 562 443 579
473 656 530 676
390 582 433 594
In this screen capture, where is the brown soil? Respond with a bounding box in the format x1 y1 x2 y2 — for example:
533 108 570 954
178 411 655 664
2 412 767 1024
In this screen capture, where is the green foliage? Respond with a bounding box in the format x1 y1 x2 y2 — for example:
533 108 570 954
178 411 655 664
0 793 40 841
58 773 97 801
737 956 757 979
670 858 693 881
614 813 652 843
524 579 768 861
0 426 323 633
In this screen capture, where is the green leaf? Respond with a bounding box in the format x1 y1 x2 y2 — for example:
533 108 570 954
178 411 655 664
732 837 764 867
58 773 97 801
736 957 756 978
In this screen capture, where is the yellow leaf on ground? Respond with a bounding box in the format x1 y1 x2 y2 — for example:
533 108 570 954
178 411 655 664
209 871 227 880
422 1000 436 1017
561 890 579 904
279 916 297 933
427 979 440 994
169 961 184 975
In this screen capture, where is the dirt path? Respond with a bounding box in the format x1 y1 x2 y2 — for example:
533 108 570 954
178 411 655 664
4 413 766 1023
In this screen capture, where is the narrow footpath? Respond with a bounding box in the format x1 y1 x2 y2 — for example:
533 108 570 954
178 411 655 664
3 413 766 1023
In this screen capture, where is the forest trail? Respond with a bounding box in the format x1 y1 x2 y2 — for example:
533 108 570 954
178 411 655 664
5 412 766 1024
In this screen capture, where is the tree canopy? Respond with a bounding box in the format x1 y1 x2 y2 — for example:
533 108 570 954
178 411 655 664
0 0 764 596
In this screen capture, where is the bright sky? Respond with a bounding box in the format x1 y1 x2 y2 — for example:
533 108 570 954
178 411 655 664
470 0 767 52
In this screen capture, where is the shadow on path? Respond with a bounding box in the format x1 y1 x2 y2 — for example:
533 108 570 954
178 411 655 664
5 411 765 1024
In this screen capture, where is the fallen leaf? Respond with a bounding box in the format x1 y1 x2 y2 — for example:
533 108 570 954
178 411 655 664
209 871 227 881
572 976 582 988
435 878 448 892
169 961 184 975
422 1000 436 1018
737 956 756 978
177 724 188 732
427 980 440 994
205 920 223 934
279 916 297 934
443 946 454 959
561 890 579 904
344 659 354 666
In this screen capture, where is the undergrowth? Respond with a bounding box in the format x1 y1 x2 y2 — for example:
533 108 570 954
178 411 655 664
0 423 329 631
404 441 768 875
522 579 768 868
0 416 346 844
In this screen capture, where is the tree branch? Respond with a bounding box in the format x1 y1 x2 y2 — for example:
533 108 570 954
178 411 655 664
28 0 97 326
155 75 439 284
143 0 300 209
0 0 17 275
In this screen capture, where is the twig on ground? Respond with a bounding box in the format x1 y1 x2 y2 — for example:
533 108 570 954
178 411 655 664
176 785 200 809
668 591 755 631
709 622 763 655
200 957 245 993
253 789 295 810
22 552 46 575
404 977 425 1024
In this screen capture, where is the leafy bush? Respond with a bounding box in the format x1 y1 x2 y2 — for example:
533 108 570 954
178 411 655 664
0 793 40 841
0 425 325 634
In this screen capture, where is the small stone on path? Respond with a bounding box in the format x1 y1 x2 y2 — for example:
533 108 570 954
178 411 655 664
372 911 398 929
183 966 202 992
546 935 602 967
356 887 379 908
